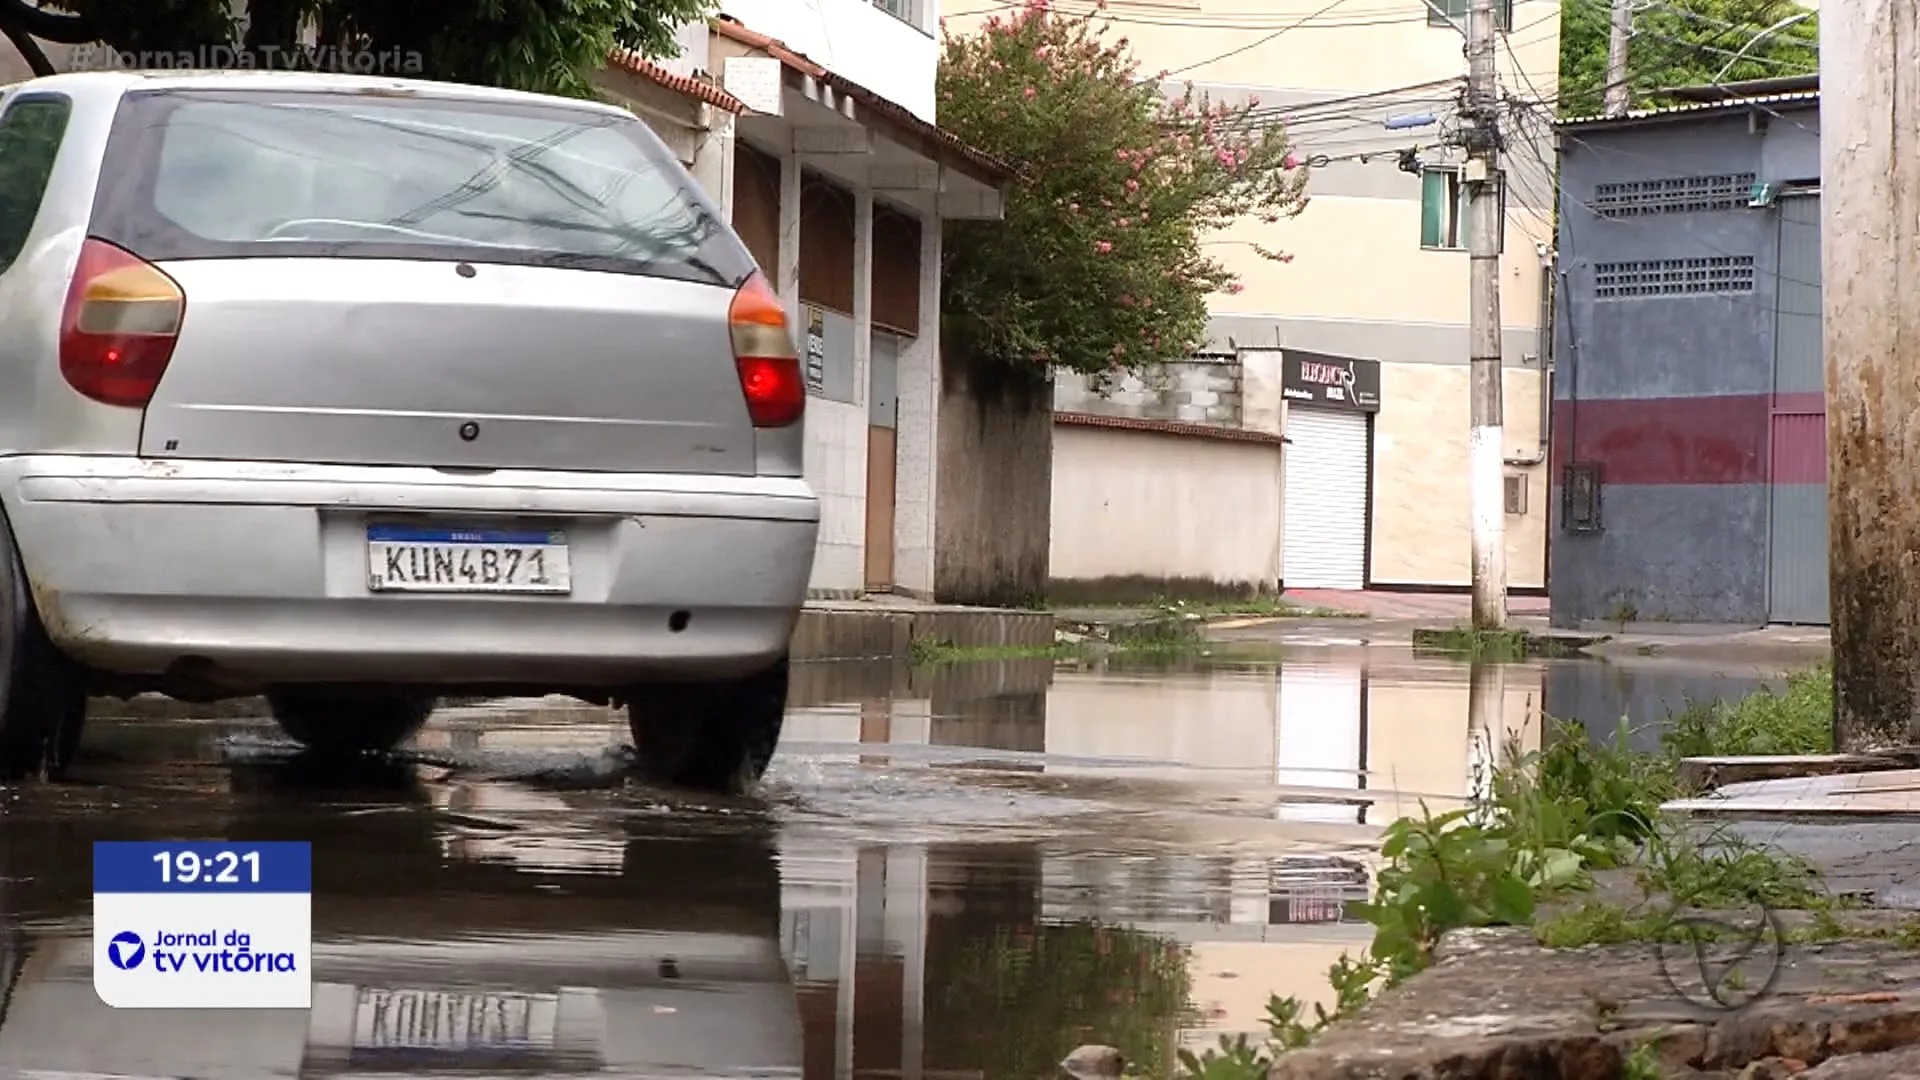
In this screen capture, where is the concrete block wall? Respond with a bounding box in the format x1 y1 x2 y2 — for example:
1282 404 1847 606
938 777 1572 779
1054 357 1244 428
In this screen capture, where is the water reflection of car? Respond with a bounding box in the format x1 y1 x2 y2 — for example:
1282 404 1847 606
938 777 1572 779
0 70 817 792
0 814 801 1078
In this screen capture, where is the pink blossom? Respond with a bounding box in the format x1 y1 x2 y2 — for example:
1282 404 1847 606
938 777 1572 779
1125 178 1139 192
1248 95 1260 107
1283 154 1299 169
1069 201 1080 211
1224 282 1245 295
1094 240 1113 253
1117 217 1131 227
1024 86 1036 99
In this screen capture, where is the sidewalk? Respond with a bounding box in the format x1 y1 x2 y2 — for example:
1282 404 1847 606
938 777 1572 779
1278 588 1550 620
794 595 1051 660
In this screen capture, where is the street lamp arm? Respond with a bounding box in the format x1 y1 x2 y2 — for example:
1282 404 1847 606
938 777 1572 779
1711 10 1814 84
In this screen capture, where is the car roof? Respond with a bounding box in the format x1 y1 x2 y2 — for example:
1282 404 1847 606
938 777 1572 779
8 69 631 118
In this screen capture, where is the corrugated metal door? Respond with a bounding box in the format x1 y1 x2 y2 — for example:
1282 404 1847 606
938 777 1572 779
1767 193 1828 625
1282 407 1370 589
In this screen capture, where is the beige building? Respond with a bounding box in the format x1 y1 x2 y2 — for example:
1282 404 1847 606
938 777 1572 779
948 0 1561 595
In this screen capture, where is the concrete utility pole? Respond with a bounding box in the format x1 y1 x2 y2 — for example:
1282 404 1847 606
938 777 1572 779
1824 0 1920 748
1464 0 1507 629
1604 0 1633 115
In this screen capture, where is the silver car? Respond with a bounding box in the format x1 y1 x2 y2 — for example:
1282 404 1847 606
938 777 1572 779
0 71 818 790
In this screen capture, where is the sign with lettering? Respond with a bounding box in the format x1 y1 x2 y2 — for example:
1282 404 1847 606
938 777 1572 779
804 307 827 396
1280 350 1381 413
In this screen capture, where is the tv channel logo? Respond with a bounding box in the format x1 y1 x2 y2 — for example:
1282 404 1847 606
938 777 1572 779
93 841 312 1008
106 931 146 970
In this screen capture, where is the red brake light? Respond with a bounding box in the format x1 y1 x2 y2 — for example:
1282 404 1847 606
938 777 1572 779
728 271 805 428
59 238 185 408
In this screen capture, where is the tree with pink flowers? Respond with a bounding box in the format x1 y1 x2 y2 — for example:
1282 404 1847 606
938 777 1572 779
937 0 1309 378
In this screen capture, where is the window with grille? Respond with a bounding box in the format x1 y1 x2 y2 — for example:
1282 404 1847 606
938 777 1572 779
1563 462 1603 533
1420 166 1507 252
872 0 925 29
1591 173 1757 217
1426 0 1513 30
1594 256 1755 298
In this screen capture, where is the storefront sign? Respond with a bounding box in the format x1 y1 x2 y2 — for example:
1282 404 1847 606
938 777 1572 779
804 307 826 396
1281 350 1381 413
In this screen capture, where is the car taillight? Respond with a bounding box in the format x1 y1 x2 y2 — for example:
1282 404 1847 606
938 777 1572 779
728 271 805 428
59 238 185 409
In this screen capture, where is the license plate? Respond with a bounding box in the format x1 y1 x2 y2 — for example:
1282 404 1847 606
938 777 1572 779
366 524 571 594
351 987 559 1052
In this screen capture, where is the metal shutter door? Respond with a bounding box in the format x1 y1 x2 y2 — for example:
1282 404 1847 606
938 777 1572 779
1282 407 1370 589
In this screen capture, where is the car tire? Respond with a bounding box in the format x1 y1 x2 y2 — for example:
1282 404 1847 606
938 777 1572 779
625 657 788 795
267 691 436 755
0 521 87 781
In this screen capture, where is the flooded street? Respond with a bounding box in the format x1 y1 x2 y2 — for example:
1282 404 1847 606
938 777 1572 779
0 648 1795 1078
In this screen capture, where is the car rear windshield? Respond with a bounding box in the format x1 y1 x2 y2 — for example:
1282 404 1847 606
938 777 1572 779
89 88 756 288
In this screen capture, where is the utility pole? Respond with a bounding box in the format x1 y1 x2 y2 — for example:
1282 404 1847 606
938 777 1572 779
1825 0 1920 748
1464 0 1506 629
1604 0 1633 116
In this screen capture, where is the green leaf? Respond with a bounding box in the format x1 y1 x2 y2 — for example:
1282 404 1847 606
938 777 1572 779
1489 874 1537 924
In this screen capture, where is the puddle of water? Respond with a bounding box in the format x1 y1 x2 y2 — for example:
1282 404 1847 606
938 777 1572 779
0 646 1789 1077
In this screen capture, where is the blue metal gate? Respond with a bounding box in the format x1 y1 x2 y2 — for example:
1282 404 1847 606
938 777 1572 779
1766 193 1828 625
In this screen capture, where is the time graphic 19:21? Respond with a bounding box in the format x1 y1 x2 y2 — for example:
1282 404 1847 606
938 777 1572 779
152 850 262 884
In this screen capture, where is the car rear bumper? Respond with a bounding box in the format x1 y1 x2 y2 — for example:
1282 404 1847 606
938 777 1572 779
0 455 819 689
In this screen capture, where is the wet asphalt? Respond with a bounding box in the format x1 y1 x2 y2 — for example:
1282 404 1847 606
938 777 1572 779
0 646 1792 1079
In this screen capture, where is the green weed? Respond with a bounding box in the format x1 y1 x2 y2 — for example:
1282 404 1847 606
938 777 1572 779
1662 663 1833 758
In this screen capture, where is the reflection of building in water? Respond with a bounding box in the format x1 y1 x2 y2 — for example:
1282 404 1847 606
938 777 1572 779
779 839 1385 1080
1275 664 1366 823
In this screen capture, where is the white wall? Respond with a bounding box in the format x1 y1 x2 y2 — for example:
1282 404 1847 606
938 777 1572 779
1050 424 1285 594
719 0 939 122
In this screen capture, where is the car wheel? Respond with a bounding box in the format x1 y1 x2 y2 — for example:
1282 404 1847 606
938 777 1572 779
267 690 436 755
0 522 86 781
625 657 788 795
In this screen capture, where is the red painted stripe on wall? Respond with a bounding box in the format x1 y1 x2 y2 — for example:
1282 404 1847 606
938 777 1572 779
1549 394 1828 486
1768 407 1827 484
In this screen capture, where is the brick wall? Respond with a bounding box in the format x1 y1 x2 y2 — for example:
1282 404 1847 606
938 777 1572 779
1053 356 1244 428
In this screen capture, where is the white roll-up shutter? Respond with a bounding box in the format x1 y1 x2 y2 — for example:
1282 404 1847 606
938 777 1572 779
1282 407 1370 590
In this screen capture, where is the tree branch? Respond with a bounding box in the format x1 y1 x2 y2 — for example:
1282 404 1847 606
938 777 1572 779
0 15 54 76
0 0 91 45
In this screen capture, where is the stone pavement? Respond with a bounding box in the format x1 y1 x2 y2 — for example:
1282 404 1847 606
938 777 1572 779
1270 922 1920 1079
